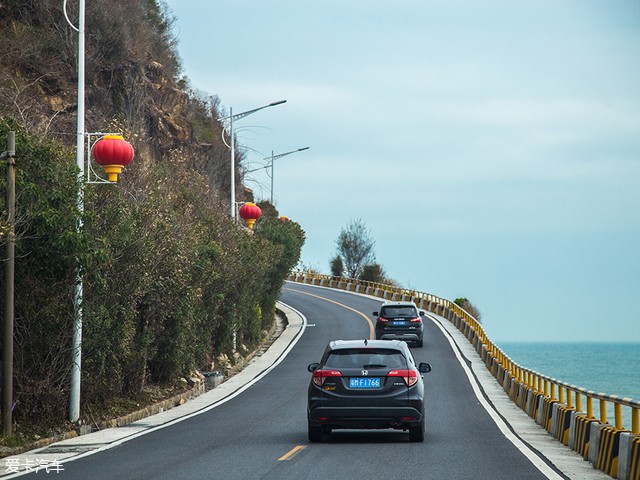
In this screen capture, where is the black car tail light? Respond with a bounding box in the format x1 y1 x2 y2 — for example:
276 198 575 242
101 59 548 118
388 369 418 386
312 369 342 386
377 317 389 324
409 317 422 324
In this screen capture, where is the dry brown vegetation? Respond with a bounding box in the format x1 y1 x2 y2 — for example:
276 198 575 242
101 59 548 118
0 0 305 442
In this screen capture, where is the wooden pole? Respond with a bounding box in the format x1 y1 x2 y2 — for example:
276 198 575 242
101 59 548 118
2 131 16 436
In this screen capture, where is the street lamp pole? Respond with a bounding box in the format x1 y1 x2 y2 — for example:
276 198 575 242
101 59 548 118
265 147 309 204
64 0 133 424
69 0 85 424
223 100 286 219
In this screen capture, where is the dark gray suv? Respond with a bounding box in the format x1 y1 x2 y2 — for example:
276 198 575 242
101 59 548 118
373 301 425 347
307 339 431 442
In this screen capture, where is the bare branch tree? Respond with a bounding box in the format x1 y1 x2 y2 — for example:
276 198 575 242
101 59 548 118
335 218 375 279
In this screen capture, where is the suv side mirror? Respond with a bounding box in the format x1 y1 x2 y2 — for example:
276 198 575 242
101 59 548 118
308 363 320 373
419 311 426 316
372 311 379 317
418 362 432 374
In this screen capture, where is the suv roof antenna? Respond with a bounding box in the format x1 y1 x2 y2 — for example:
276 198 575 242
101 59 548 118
364 339 368 346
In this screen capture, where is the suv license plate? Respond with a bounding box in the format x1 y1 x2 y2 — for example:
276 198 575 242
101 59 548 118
349 377 381 389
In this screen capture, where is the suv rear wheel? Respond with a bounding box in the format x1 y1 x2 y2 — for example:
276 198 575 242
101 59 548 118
308 422 324 443
409 418 425 442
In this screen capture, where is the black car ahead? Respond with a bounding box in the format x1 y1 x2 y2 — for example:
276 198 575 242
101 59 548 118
307 339 431 442
373 301 426 347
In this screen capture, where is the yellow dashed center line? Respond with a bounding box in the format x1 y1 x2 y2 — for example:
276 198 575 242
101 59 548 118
278 445 306 461
288 288 375 340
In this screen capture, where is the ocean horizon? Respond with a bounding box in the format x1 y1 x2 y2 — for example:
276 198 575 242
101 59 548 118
498 342 640 398
497 341 639 429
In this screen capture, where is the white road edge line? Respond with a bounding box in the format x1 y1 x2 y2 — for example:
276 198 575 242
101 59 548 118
429 314 565 480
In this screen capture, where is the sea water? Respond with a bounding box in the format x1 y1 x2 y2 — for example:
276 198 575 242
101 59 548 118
498 342 640 429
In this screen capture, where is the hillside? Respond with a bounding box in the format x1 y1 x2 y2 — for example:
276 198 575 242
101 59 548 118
0 0 304 439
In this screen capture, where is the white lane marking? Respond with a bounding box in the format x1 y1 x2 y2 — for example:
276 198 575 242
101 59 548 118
2 303 308 479
429 315 564 480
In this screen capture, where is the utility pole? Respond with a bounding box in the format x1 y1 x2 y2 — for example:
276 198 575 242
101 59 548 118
2 131 16 436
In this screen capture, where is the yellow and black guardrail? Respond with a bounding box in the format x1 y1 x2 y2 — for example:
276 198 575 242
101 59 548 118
288 272 640 479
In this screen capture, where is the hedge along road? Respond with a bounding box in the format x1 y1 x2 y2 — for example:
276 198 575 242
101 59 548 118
5 282 605 480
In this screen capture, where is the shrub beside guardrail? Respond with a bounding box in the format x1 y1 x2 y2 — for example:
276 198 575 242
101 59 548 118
288 271 640 479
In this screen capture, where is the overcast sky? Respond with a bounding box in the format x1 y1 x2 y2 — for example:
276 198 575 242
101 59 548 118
164 0 640 343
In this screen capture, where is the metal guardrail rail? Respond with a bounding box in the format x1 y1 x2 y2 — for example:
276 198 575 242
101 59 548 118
288 271 640 435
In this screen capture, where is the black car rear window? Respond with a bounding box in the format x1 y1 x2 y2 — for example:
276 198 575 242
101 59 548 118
380 306 417 318
323 349 407 369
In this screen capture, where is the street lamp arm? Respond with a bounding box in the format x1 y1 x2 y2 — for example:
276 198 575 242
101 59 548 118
264 146 310 204
244 164 270 174
241 146 310 174
220 100 287 122
263 146 310 162
63 0 79 32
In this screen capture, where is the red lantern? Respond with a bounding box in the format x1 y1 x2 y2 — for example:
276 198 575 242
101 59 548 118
92 135 135 182
239 202 262 229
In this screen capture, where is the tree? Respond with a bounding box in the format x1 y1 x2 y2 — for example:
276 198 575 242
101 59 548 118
330 255 343 277
454 297 482 323
359 263 385 283
335 218 375 279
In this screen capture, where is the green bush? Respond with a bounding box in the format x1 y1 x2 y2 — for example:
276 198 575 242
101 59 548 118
0 121 305 429
0 120 83 427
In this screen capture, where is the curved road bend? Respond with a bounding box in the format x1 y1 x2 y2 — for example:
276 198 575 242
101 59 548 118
12 282 590 479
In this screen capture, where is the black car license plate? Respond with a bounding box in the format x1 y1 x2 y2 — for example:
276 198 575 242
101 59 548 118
393 320 406 325
349 377 381 389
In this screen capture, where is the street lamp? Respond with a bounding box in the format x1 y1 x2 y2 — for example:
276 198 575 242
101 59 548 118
221 100 286 219
65 0 135 423
263 147 309 205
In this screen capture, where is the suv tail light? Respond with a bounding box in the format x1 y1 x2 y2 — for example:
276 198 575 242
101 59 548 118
377 317 389 324
388 369 418 386
312 369 342 386
409 317 422 323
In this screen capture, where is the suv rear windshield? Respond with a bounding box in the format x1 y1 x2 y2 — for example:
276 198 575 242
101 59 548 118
323 349 408 369
380 306 417 318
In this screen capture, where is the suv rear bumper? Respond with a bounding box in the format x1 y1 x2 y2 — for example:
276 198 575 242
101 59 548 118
308 406 423 429
378 332 421 342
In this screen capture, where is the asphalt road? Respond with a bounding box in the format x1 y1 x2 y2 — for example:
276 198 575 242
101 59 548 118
17 282 563 480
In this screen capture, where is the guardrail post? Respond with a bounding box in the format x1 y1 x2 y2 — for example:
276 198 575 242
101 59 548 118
615 404 623 430
600 399 607 424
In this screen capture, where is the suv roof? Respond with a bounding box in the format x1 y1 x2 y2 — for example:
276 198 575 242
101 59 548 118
379 301 418 308
327 339 408 350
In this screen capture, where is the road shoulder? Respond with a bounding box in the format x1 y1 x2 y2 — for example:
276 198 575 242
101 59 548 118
429 312 609 480
0 302 306 478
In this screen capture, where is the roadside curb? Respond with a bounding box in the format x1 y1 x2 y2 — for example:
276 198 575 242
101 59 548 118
0 303 294 467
